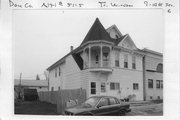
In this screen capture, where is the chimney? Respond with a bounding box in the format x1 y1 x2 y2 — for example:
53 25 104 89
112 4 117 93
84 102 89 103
70 46 73 52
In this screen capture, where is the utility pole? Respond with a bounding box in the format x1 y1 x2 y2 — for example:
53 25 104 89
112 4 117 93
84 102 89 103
18 73 22 99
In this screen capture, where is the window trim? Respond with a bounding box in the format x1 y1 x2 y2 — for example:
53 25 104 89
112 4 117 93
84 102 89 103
132 56 136 69
110 82 120 90
148 79 153 89
156 80 161 89
133 83 139 90
90 82 96 95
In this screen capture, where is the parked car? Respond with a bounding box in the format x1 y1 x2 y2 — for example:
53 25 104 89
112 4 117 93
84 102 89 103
64 96 131 116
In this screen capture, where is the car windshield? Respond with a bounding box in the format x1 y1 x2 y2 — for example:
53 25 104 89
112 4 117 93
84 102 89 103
84 97 100 107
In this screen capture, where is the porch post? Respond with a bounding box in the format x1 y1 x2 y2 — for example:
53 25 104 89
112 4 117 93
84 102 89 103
109 46 111 67
83 49 85 69
100 44 103 67
89 46 91 68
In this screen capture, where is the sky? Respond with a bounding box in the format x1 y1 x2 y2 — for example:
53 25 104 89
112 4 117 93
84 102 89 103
13 9 163 80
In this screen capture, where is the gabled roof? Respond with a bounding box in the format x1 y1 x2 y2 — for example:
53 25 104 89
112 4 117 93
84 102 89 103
80 18 113 45
106 24 123 37
112 34 127 45
142 48 163 56
14 79 48 87
47 46 81 71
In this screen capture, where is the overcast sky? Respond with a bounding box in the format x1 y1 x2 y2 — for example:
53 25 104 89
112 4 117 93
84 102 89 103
13 9 163 80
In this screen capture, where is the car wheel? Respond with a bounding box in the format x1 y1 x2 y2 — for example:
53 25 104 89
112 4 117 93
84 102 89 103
118 110 125 116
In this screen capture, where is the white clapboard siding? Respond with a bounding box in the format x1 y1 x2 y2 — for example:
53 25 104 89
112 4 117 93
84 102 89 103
63 55 81 89
145 53 163 100
108 68 143 100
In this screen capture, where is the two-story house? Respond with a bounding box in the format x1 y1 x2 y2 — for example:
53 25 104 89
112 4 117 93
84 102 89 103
47 18 163 101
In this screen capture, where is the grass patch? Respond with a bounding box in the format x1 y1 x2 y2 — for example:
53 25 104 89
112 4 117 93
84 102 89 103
15 101 58 115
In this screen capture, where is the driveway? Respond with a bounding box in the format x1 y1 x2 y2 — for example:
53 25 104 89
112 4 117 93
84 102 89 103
126 103 163 116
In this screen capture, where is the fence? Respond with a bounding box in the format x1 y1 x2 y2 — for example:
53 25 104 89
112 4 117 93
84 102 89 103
38 88 86 114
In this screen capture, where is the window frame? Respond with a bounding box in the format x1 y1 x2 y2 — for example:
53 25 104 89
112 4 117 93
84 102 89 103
115 51 119 67
55 68 57 77
124 54 128 68
110 82 120 90
156 80 161 89
91 82 96 95
148 79 153 89
132 56 136 69
133 83 139 90
101 82 106 93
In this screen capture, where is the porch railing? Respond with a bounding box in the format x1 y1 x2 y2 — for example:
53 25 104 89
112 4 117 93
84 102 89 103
84 60 111 69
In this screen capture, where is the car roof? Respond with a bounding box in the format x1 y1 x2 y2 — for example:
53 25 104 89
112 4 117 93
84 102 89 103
89 96 118 99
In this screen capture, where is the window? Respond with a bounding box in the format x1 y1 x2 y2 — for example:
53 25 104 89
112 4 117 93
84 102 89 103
103 52 108 61
110 83 120 90
55 68 57 77
160 80 163 88
124 54 128 68
156 80 161 89
115 35 119 39
91 82 96 94
98 98 109 107
150 96 153 99
148 79 153 88
51 87 54 91
132 56 136 69
101 82 106 92
156 63 163 73
109 98 118 105
115 51 119 67
133 83 139 90
59 67 61 76
95 55 99 63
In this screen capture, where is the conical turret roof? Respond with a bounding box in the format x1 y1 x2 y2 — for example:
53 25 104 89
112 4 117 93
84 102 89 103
80 18 113 45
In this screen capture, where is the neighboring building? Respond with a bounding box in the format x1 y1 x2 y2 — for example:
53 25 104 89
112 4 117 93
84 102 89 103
142 49 163 100
14 79 48 99
14 79 48 92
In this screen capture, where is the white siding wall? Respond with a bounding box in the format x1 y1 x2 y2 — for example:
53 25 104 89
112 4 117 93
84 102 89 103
49 65 63 91
63 55 81 89
113 51 143 71
108 68 143 101
49 55 82 91
145 53 163 100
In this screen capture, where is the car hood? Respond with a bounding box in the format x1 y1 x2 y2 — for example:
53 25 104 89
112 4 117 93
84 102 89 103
65 104 94 114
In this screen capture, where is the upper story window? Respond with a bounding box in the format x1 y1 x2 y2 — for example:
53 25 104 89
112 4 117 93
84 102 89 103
156 80 161 89
148 79 153 88
95 55 99 63
160 80 163 88
115 51 119 67
55 68 57 77
156 63 163 73
132 56 136 69
103 52 108 61
124 54 128 68
59 67 61 76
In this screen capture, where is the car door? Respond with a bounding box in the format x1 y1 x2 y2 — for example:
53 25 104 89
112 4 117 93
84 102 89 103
91 97 111 115
108 97 121 115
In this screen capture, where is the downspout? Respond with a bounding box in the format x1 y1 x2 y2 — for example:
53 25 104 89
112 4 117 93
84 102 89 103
142 56 146 101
